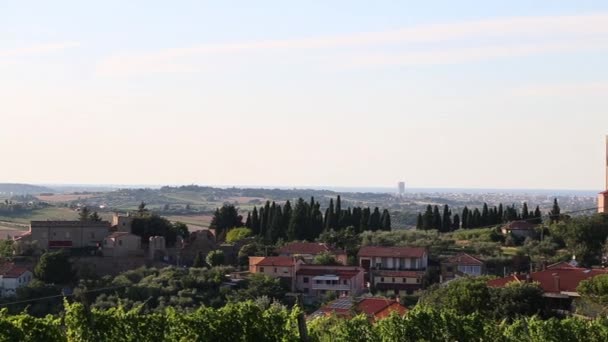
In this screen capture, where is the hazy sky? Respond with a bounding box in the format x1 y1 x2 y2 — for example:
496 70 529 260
2 1 608 190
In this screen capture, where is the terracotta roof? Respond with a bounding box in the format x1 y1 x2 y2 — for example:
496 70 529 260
256 256 296 267
546 261 577 270
488 267 608 294
502 220 536 231
358 246 426 258
0 264 30 278
30 221 110 228
599 190 608 195
277 242 332 255
297 266 363 279
315 297 407 320
445 253 483 266
374 270 425 277
107 232 134 239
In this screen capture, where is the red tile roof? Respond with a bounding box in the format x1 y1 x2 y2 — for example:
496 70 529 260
358 246 426 258
0 263 30 278
297 266 363 279
546 261 577 269
316 297 407 320
445 253 483 266
374 270 425 277
502 220 536 231
277 242 332 255
107 232 134 239
488 267 608 294
256 256 296 267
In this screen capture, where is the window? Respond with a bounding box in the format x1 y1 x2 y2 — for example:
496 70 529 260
315 280 321 284
375 263 382 269
260 267 265 272
303 277 309 283
283 268 289 274
446 266 453 272
402 278 406 283
343 280 347 285
380 277 384 282
118 240 123 246
416 278 421 284
392 277 395 283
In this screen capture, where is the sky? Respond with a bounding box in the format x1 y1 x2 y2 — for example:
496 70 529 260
1 1 608 190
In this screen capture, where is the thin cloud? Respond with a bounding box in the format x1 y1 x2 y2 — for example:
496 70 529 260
96 12 608 76
0 42 80 58
511 82 608 97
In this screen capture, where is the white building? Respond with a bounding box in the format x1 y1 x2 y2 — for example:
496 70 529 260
0 264 33 297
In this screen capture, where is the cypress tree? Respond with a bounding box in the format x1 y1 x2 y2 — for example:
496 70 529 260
441 205 451 232
497 204 504 223
452 214 460 230
360 208 370 231
369 207 381 231
432 205 442 230
282 200 292 232
267 205 283 243
335 196 342 229
481 203 489 226
416 213 423 230
380 209 391 231
325 199 334 231
259 207 266 238
422 205 434 230
533 205 542 224
352 207 362 233
461 207 469 229
251 207 260 235
245 212 252 229
549 198 561 223
287 198 307 241
310 202 324 240
522 202 529 220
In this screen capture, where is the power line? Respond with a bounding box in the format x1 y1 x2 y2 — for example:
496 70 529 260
0 284 129 308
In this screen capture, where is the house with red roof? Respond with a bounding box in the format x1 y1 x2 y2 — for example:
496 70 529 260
276 242 347 265
487 263 608 311
0 263 33 297
358 246 428 294
249 256 304 290
500 220 537 239
310 296 407 322
441 253 485 282
295 265 365 299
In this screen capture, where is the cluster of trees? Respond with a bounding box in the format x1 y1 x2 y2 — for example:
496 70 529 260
2 300 608 341
211 196 391 244
416 201 546 231
77 206 102 222
131 202 189 247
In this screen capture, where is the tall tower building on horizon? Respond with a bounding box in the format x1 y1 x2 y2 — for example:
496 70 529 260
398 181 405 196
598 135 608 214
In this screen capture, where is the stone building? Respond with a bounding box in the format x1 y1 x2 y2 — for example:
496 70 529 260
27 221 111 249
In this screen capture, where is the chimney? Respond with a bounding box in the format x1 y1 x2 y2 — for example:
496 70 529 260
552 273 560 293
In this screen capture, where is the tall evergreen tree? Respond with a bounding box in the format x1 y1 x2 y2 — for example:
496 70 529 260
282 200 292 231
351 207 362 233
267 205 283 243
432 205 442 230
335 196 342 229
368 207 381 231
549 198 561 223
325 199 334 231
522 202 529 220
360 208 370 231
481 203 489 226
380 209 391 231
533 205 542 224
422 205 434 230
452 214 460 230
287 198 308 241
416 213 423 230
497 204 504 223
251 206 260 235
245 212 252 229
461 207 470 229
441 205 452 232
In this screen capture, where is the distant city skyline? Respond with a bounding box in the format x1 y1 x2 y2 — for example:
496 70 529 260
2 1 608 190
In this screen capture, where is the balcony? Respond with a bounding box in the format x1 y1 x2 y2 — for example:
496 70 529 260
311 283 352 291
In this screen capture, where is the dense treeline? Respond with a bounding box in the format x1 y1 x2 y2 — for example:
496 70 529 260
2 300 608 342
211 196 391 243
416 201 545 231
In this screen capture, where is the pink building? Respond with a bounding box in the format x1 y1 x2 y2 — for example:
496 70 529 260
295 265 365 298
358 246 428 294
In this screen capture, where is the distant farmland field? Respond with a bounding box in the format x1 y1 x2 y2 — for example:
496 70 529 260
165 214 214 231
36 193 98 202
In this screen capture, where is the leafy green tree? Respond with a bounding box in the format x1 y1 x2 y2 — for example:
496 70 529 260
206 250 225 267
34 250 74 284
578 274 608 307
209 204 243 241
131 214 181 246
313 252 340 265
226 227 253 243
89 212 102 222
0 239 14 259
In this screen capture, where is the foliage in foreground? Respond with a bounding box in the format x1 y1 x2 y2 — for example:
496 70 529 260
2 301 608 342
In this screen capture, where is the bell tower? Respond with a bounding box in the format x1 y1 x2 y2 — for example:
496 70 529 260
599 135 608 213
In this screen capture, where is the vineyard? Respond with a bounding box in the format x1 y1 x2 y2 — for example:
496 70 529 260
1 300 608 342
